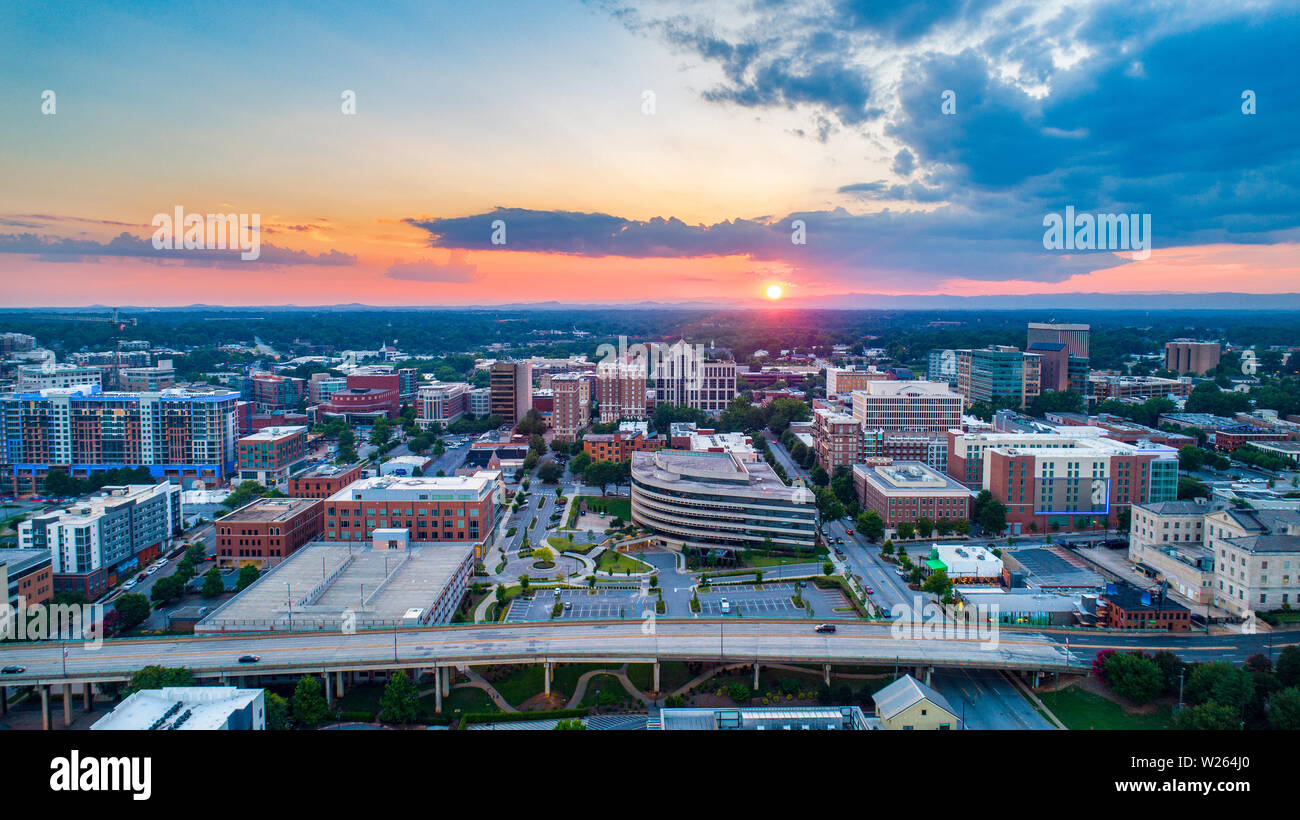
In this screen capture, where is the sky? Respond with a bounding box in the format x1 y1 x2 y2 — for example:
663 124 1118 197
1 0 1298 306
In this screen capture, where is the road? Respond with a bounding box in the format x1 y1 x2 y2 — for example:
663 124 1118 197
930 668 1054 730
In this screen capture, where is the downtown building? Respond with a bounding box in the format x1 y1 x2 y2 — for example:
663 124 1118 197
489 360 533 424
1164 340 1221 375
853 462 972 527
956 346 1041 409
235 425 309 488
825 366 890 397
1088 373 1192 402
215 496 324 568
322 474 500 547
849 381 962 472
649 340 737 416
631 447 817 553
1026 322 1090 360
16 363 103 392
18 483 183 597
550 372 591 441
416 381 472 427
0 385 240 493
811 407 862 471
582 424 665 462
596 357 648 422
1128 499 1218 604
246 372 306 413
1204 507 1300 617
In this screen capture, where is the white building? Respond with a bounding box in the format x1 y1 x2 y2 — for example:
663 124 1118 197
851 381 963 433
92 687 265 730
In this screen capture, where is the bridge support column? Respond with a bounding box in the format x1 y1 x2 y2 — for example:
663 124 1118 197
653 662 660 692
442 666 451 697
753 662 760 690
824 664 832 686
324 672 333 706
336 671 345 698
925 667 933 687
1 685 7 715
40 686 50 730
435 668 443 713
544 662 552 697
83 683 93 712
62 683 72 727
1033 671 1041 688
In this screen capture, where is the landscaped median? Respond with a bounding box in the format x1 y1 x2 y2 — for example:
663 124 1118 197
594 549 653 575
458 707 589 727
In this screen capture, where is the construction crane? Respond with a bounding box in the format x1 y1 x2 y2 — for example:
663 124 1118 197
21 308 136 327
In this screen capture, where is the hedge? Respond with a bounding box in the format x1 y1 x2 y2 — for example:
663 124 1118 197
459 707 589 726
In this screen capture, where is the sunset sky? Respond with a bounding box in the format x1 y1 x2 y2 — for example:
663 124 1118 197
1 0 1298 306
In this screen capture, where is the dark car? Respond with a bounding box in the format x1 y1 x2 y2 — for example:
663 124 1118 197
237 655 261 664
1 665 25 674
814 624 837 634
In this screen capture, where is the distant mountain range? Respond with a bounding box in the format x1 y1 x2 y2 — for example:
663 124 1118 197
4 292 1300 311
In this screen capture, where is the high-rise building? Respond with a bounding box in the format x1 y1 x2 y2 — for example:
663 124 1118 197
18 483 183 597
925 350 959 386
550 373 591 441
246 372 306 413
956 347 1041 408
236 425 309 488
650 340 736 416
850 381 963 433
596 358 648 422
812 408 862 471
489 360 533 424
16 363 102 392
1164 340 1221 375
1027 322 1090 360
0 385 240 493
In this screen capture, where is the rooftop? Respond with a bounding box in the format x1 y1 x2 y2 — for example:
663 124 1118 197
239 425 307 442
872 674 959 722
218 497 320 524
326 474 496 502
91 687 262 731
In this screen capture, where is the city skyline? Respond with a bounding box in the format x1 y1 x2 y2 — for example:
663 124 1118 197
2 0 1298 307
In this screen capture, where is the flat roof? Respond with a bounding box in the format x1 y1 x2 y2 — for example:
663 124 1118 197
239 425 307 441
91 687 261 730
197 540 474 631
326 474 495 502
218 497 321 524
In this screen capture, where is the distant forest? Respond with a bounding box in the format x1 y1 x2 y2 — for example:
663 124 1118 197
2 307 1298 372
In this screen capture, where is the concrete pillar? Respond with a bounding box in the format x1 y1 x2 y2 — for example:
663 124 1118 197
753 662 760 690
40 686 50 731
925 667 933 687
336 671 345 698
544 662 551 697
1 685 7 715
324 672 333 706
653 662 660 692
83 683 93 712
62 683 73 727
442 666 451 697
435 669 443 713
823 664 832 686
1033 670 1041 688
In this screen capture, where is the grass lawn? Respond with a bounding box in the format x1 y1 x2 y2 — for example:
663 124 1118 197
578 495 632 520
1038 686 1175 730
336 683 385 716
547 535 596 554
424 687 499 716
596 550 652 574
551 662 612 696
746 553 818 568
491 666 547 707
580 674 634 707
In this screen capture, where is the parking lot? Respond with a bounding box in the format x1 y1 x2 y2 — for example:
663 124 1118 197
504 586 651 622
696 582 854 619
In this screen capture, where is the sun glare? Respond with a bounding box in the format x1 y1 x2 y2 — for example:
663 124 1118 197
765 284 783 300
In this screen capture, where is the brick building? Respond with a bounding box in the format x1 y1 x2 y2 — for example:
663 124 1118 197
215 497 325 568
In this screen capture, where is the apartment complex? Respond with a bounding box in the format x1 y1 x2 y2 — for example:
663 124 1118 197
236 425 309 488
16 363 102 392
631 448 817 553
0 385 240 493
1 548 53 608
1026 322 1090 359
550 373 591 441
812 408 862 471
1204 507 1300 616
247 372 306 413
956 347 1041 408
1165 340 1221 375
649 340 737 416
18 483 183 596
489 360 533 424
322 474 499 545
119 362 177 392
853 462 971 527
582 425 664 461
215 497 325 568
596 358 649 422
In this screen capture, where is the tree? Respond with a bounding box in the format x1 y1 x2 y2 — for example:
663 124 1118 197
1101 652 1164 704
977 497 1007 535
921 569 952 597
200 566 225 598
532 546 554 563
378 670 421 724
554 718 587 730
124 665 194 695
1187 661 1253 710
896 522 915 540
856 510 885 542
915 516 935 538
266 692 290 730
1268 687 1300 730
114 593 151 631
150 573 185 605
291 675 329 728
1175 702 1239 730
236 564 260 591
1276 646 1300 688
369 416 393 446
537 461 562 483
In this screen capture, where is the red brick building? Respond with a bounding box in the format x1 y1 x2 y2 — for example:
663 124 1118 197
1100 583 1191 631
287 462 365 498
583 429 665 462
236 425 308 487
323 474 498 544
215 497 325 568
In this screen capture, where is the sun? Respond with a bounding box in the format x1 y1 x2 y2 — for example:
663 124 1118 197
765 284 783 300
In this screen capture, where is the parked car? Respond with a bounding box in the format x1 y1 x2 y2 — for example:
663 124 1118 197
123 579 138 590
865 586 875 594
719 598 731 614
814 623 836 633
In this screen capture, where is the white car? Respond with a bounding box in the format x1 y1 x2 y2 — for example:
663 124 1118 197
145 566 160 576
719 598 731 614
122 579 138 590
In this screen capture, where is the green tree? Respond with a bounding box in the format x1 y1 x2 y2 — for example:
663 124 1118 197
266 692 290 730
896 522 915 540
114 593 151 631
124 665 194 695
291 675 329 728
1175 702 1239 730
915 516 935 538
200 566 225 598
1102 652 1165 705
378 670 421 724
236 564 260 591
537 461 562 483
1276 646 1300 688
1268 687 1300 731
150 573 185 605
553 718 587 730
921 569 952 597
